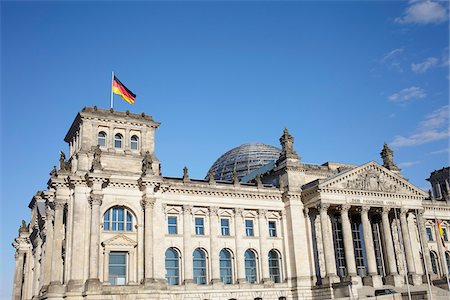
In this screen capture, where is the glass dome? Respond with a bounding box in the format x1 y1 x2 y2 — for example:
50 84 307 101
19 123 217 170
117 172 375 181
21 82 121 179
207 143 281 182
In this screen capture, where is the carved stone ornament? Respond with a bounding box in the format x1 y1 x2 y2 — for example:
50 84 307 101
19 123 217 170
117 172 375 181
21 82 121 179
257 209 268 218
255 174 263 188
380 143 401 172
339 204 351 212
19 220 28 234
59 151 70 172
278 128 300 161
382 206 392 215
209 206 219 216
234 207 245 217
141 151 153 176
90 145 103 172
54 199 67 210
89 193 103 207
318 203 330 212
400 207 408 216
141 197 155 209
232 171 239 186
182 205 193 214
50 166 58 177
346 169 398 192
183 166 190 182
361 206 370 214
207 170 216 184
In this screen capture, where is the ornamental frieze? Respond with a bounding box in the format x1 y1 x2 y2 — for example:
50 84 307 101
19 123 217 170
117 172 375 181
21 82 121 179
345 169 398 192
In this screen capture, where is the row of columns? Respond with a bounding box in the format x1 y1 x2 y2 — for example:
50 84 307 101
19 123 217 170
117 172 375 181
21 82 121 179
317 204 424 287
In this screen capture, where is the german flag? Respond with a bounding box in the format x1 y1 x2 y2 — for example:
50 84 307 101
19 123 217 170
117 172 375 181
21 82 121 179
436 218 447 249
112 75 136 104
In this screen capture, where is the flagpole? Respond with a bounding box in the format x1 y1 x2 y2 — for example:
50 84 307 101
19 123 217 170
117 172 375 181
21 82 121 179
416 209 433 300
110 71 114 109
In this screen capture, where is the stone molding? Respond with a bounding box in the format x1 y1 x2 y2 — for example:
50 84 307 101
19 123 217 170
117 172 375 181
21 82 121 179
89 193 103 207
209 206 219 217
141 196 156 209
101 234 137 248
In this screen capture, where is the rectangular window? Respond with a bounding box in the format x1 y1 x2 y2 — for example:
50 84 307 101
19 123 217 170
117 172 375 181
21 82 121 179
221 218 230 236
426 227 434 241
168 216 177 234
195 217 204 235
109 252 127 285
268 221 277 237
245 219 254 237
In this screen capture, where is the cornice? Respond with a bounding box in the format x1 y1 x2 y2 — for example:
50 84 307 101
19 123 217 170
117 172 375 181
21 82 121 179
317 187 424 200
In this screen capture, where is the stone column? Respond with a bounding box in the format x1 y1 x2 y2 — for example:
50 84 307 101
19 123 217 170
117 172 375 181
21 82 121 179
41 207 54 287
86 193 103 290
182 205 194 284
209 207 220 283
258 209 270 283
13 252 25 300
234 208 246 283
399 208 421 285
382 207 401 286
142 196 155 286
340 205 357 281
416 210 434 280
361 206 382 287
48 199 66 293
319 203 339 284
33 236 43 296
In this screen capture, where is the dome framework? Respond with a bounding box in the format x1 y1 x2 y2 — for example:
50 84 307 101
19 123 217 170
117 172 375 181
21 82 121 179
207 143 281 182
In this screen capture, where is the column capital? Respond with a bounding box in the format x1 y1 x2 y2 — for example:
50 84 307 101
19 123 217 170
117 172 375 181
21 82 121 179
382 206 393 215
400 207 409 216
338 204 351 212
234 207 245 217
257 209 268 218
361 205 371 214
89 193 103 207
54 199 67 210
303 207 309 216
417 208 425 217
141 197 156 209
183 204 193 214
209 206 219 217
318 203 330 212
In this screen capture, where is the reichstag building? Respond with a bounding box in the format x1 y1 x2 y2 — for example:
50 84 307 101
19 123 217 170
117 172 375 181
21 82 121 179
12 107 450 299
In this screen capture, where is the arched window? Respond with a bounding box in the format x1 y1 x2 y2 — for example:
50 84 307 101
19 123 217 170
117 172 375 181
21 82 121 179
219 249 233 284
130 135 139 150
193 248 207 284
114 133 123 148
268 250 281 283
165 248 180 285
103 207 133 231
98 132 106 147
430 251 439 275
244 249 257 283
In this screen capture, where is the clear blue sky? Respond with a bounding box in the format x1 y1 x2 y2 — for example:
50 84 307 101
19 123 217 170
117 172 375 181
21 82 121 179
1 1 448 298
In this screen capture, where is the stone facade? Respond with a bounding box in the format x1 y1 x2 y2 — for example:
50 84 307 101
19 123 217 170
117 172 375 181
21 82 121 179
12 107 450 300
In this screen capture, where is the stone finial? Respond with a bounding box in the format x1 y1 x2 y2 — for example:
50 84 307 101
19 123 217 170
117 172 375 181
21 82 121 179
380 143 401 173
279 128 300 161
182 166 189 182
255 174 263 188
50 166 58 177
207 170 216 184
19 220 28 234
141 151 153 176
232 171 239 186
90 145 103 172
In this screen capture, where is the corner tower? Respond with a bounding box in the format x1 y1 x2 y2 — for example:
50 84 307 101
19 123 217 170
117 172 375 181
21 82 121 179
63 106 160 174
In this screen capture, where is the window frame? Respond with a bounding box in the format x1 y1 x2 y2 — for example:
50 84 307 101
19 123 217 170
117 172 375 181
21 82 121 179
103 207 134 232
109 251 127 285
268 249 281 283
426 227 434 241
168 216 178 235
221 218 230 236
245 219 254 237
195 217 205 235
193 248 207 285
130 135 139 150
114 133 123 149
244 249 258 283
165 247 181 285
219 249 233 284
268 220 277 237
98 131 107 147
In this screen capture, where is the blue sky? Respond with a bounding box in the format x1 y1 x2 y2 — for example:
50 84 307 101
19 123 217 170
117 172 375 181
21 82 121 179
1 1 448 298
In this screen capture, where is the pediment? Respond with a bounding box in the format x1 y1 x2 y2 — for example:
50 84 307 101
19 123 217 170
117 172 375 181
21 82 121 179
102 234 137 247
318 161 427 197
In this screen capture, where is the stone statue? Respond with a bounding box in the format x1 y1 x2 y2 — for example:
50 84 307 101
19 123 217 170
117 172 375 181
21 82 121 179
19 220 28 234
278 128 300 161
207 170 216 184
255 174 263 188
183 166 189 182
59 151 70 171
141 151 153 176
91 145 103 171
50 165 57 177
380 143 401 173
232 171 239 186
